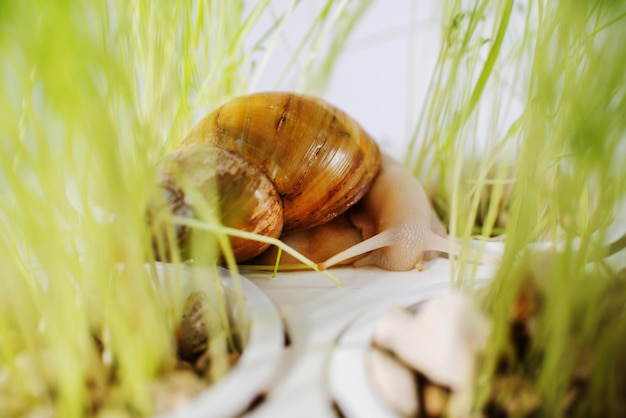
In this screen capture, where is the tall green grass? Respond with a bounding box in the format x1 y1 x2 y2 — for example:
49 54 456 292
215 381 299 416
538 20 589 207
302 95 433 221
0 1 367 416
405 0 522 282
407 0 626 414
479 0 626 413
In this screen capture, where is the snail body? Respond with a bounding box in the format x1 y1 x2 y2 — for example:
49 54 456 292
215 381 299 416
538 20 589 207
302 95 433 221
156 92 488 271
254 155 450 271
319 154 449 271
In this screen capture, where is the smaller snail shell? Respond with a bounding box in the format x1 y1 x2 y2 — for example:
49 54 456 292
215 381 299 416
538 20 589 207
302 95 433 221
177 290 214 361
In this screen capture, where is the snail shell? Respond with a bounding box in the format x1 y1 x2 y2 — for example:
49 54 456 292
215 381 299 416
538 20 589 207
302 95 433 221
157 92 381 262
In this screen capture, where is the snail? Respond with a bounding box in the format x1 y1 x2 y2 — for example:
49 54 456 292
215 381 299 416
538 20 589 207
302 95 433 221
153 92 479 272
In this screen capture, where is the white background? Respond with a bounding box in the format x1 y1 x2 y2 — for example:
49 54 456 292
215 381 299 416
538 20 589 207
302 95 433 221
246 0 444 159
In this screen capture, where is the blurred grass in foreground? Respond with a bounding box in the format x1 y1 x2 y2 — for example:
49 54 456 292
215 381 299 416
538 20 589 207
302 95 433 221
0 1 367 416
477 0 626 414
407 0 625 414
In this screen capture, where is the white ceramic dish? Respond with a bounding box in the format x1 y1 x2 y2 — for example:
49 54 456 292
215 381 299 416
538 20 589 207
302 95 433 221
329 279 492 418
154 263 284 418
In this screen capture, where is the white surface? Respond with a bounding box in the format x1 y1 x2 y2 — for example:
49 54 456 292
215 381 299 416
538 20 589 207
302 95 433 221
242 258 499 418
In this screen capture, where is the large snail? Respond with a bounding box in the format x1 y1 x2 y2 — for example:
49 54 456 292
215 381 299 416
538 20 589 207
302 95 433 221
153 92 462 272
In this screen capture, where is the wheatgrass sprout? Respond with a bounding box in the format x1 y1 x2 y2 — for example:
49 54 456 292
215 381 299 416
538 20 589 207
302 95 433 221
405 0 523 283
0 0 364 416
403 0 625 414
414 0 626 415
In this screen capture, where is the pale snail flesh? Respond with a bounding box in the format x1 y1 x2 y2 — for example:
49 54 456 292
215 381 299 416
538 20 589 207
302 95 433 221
155 92 463 272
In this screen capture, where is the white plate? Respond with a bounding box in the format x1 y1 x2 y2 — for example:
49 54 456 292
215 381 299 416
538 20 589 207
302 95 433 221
329 279 491 418
155 263 284 418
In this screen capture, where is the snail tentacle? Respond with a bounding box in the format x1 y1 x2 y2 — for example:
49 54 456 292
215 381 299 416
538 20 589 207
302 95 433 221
317 229 396 270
